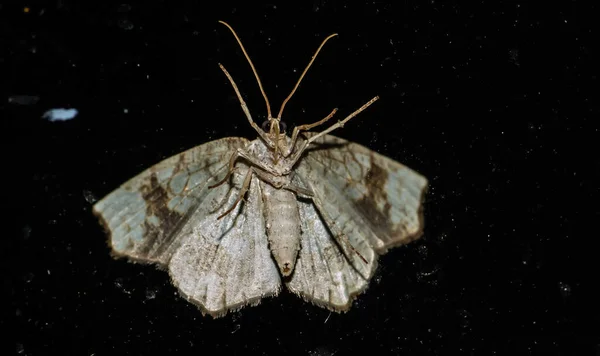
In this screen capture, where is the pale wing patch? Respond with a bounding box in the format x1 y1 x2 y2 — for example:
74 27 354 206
92 137 249 266
299 133 428 254
286 198 376 311
168 175 281 317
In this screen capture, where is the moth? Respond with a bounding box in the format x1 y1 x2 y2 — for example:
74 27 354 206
93 21 428 317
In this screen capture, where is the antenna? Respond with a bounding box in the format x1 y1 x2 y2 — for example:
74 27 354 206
277 33 338 120
219 20 273 119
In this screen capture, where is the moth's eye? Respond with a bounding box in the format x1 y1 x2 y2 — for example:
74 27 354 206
260 120 288 134
261 120 270 132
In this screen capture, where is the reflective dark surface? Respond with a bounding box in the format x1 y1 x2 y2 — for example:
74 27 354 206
6 1 598 355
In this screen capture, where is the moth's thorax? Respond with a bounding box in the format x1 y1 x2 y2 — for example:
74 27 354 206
248 137 296 175
261 182 302 277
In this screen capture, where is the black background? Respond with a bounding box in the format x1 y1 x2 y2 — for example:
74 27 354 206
5 1 599 355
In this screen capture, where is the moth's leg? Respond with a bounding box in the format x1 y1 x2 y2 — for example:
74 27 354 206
217 167 255 220
209 149 241 189
209 182 236 215
280 108 338 158
209 148 278 189
250 168 314 198
285 96 379 171
218 162 304 220
282 183 313 198
218 64 275 149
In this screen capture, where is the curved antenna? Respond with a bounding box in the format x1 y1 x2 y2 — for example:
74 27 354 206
276 33 338 120
219 20 272 119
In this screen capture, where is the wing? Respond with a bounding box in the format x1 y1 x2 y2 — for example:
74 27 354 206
168 174 281 317
286 194 377 311
92 137 249 266
286 133 427 310
296 133 428 255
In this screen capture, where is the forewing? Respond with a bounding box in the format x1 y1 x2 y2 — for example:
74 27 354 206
296 133 428 254
168 174 281 317
92 137 248 266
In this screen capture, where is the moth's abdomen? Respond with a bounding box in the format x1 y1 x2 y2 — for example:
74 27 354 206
262 184 301 277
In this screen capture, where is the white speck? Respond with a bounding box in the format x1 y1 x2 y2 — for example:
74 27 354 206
145 289 156 300
83 190 97 204
8 95 40 105
42 108 78 121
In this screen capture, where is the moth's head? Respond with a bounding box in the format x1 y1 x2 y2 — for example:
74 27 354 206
261 117 288 139
261 117 289 161
218 20 338 160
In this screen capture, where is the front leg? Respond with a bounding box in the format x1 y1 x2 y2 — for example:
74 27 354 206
280 108 338 158
285 96 379 171
218 64 275 149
